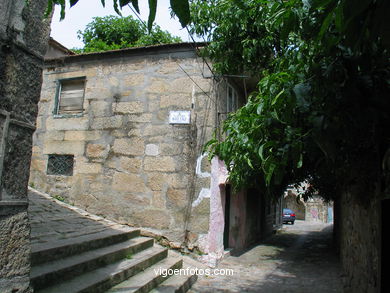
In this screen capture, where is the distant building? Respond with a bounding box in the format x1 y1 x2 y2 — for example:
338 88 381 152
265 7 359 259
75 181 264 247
284 187 333 223
45 38 75 59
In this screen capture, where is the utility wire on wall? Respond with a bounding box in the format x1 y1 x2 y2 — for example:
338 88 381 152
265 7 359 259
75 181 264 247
127 4 218 247
127 5 216 104
185 27 214 79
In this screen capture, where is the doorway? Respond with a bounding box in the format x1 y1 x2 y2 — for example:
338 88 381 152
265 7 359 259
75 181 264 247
223 184 231 249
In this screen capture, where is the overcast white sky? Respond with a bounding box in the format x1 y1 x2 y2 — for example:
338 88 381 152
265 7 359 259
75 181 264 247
50 0 194 49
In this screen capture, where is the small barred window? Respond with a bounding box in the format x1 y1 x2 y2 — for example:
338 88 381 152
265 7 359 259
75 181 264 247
47 154 74 176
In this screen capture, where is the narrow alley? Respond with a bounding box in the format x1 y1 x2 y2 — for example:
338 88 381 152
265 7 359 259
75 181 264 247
28 187 342 292
189 221 342 293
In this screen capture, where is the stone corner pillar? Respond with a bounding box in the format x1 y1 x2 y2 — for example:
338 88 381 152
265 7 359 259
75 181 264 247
0 0 51 292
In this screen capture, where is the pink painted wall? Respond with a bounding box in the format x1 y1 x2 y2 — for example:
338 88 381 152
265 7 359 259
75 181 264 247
206 158 268 265
206 157 228 265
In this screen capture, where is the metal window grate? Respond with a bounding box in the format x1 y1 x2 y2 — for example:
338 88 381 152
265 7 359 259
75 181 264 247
47 154 74 176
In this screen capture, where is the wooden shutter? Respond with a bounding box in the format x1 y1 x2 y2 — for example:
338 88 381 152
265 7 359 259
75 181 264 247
227 86 233 113
58 79 85 114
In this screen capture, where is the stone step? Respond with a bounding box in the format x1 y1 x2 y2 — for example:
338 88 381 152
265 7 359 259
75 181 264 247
31 227 140 265
35 246 168 293
107 257 183 293
31 237 154 290
151 264 198 293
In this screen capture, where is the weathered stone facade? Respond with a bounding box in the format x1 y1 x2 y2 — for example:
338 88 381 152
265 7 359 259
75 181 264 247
304 197 333 223
337 187 382 293
0 0 50 291
29 44 250 261
284 188 333 223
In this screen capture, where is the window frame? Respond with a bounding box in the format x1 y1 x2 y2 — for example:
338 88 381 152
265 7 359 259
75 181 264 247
227 84 238 113
53 76 86 118
46 154 75 176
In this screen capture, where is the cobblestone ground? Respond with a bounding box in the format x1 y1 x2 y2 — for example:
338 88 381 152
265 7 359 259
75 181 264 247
28 188 132 249
189 221 343 293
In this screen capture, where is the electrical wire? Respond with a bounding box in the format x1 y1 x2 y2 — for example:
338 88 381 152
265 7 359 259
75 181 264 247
185 26 214 77
126 4 216 104
125 4 223 247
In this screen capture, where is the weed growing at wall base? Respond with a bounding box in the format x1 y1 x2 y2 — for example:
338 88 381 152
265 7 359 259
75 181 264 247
52 195 65 202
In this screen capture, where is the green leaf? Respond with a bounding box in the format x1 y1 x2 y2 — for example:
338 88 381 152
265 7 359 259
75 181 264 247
297 153 303 168
170 0 191 27
318 11 333 39
246 156 254 169
44 0 54 18
258 144 266 161
119 0 139 13
119 0 131 7
256 103 263 115
70 0 79 7
258 141 274 161
148 0 157 31
203 138 217 149
265 163 276 186
272 89 285 105
113 0 122 15
334 4 343 31
131 0 140 13
59 0 66 20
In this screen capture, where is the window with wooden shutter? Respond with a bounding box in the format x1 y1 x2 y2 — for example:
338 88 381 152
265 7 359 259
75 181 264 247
55 77 86 115
227 84 238 113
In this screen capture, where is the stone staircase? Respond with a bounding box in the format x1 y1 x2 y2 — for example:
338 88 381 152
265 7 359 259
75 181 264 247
28 189 197 293
30 227 197 293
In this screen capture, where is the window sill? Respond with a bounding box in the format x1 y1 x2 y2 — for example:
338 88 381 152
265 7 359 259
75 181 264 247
53 113 84 119
46 174 73 177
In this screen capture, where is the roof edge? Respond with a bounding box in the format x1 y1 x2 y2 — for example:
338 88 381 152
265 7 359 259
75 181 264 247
45 42 207 64
48 38 75 55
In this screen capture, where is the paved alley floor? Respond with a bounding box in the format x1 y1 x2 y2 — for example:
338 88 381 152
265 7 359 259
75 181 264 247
189 221 343 293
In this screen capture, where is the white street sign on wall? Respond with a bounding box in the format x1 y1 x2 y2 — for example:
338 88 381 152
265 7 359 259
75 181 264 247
169 111 191 124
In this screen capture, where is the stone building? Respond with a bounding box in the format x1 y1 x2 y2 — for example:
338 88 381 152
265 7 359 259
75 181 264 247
29 42 280 265
283 189 333 223
0 0 51 292
45 37 75 59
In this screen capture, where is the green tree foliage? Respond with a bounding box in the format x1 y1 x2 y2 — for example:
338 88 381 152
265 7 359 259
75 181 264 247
194 0 390 201
45 0 190 31
74 15 182 53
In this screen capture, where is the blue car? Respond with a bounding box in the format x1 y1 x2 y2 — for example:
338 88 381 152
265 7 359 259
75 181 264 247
282 208 296 224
